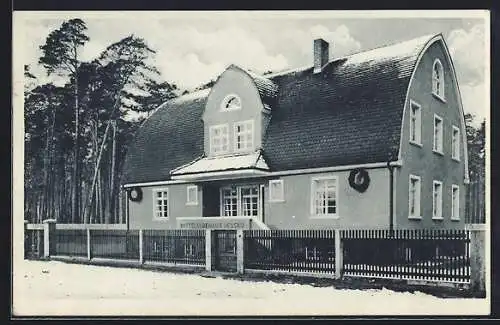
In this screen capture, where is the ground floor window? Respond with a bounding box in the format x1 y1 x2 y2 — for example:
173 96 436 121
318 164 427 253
311 176 338 217
221 185 261 218
153 188 169 219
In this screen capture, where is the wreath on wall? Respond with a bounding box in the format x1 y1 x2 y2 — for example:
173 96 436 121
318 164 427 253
348 168 370 193
128 187 143 202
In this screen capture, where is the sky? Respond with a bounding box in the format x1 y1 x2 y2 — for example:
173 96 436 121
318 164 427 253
15 11 489 124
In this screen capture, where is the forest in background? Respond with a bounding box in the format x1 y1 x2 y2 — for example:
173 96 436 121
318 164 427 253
23 19 486 224
24 19 181 224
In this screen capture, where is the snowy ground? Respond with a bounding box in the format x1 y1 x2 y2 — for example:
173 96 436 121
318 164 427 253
13 260 489 316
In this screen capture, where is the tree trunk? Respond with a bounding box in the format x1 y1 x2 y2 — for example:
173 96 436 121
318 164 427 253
109 120 117 224
83 122 111 223
72 75 80 223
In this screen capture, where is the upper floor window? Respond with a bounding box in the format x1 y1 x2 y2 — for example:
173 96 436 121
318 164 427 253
452 125 460 161
432 59 445 100
433 114 443 155
210 124 229 155
220 94 242 111
311 176 338 218
234 120 254 152
409 100 422 146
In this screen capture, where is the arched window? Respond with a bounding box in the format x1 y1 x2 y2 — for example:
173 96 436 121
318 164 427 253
220 94 242 111
432 59 445 99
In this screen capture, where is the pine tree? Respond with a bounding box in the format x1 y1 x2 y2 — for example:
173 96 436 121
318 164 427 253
38 18 89 223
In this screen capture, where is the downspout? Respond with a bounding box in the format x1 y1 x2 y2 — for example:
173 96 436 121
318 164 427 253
125 186 130 231
387 154 395 234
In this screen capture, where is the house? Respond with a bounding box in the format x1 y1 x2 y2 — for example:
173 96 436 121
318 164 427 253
122 33 469 231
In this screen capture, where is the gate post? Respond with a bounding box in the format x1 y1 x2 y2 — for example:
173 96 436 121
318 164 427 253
43 219 57 258
469 225 486 296
87 228 92 260
205 229 212 272
335 229 343 279
236 229 244 274
24 220 28 259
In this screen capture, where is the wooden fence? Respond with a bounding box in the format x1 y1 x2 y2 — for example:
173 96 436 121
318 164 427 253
244 229 337 274
23 222 485 293
341 229 470 283
465 179 486 224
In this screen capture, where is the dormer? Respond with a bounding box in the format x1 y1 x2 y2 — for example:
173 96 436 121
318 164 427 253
202 65 278 158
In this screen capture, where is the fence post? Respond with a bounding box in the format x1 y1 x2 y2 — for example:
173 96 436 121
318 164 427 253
335 229 343 279
236 229 244 274
24 220 28 259
205 229 212 272
87 228 92 260
469 225 486 296
43 219 56 258
139 229 144 264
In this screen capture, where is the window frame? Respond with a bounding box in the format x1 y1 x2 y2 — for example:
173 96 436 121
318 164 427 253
451 184 460 221
310 175 339 219
209 123 229 155
433 114 444 155
220 94 242 112
452 125 460 161
186 185 198 206
409 100 422 147
233 119 254 153
432 180 443 220
432 59 446 102
152 187 169 221
269 179 285 203
220 184 261 218
408 174 422 220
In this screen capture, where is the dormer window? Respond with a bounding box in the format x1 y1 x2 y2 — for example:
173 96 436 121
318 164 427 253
221 94 242 111
432 59 445 100
210 124 229 155
234 120 254 152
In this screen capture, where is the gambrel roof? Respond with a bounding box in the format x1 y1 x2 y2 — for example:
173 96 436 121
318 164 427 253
123 34 443 184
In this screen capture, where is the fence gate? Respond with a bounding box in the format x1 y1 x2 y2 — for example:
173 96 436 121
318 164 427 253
213 230 237 272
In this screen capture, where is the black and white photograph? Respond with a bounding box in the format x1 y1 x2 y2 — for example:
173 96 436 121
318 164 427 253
12 10 490 316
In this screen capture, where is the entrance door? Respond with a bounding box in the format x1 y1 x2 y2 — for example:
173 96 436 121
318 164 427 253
213 230 237 272
220 184 263 221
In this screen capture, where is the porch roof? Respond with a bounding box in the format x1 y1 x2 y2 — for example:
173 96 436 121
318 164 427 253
170 150 270 180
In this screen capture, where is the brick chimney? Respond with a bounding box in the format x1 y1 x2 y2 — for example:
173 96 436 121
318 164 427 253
313 38 329 74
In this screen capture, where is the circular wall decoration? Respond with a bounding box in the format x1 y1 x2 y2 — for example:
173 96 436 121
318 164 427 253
220 94 242 111
348 168 370 193
128 187 143 202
